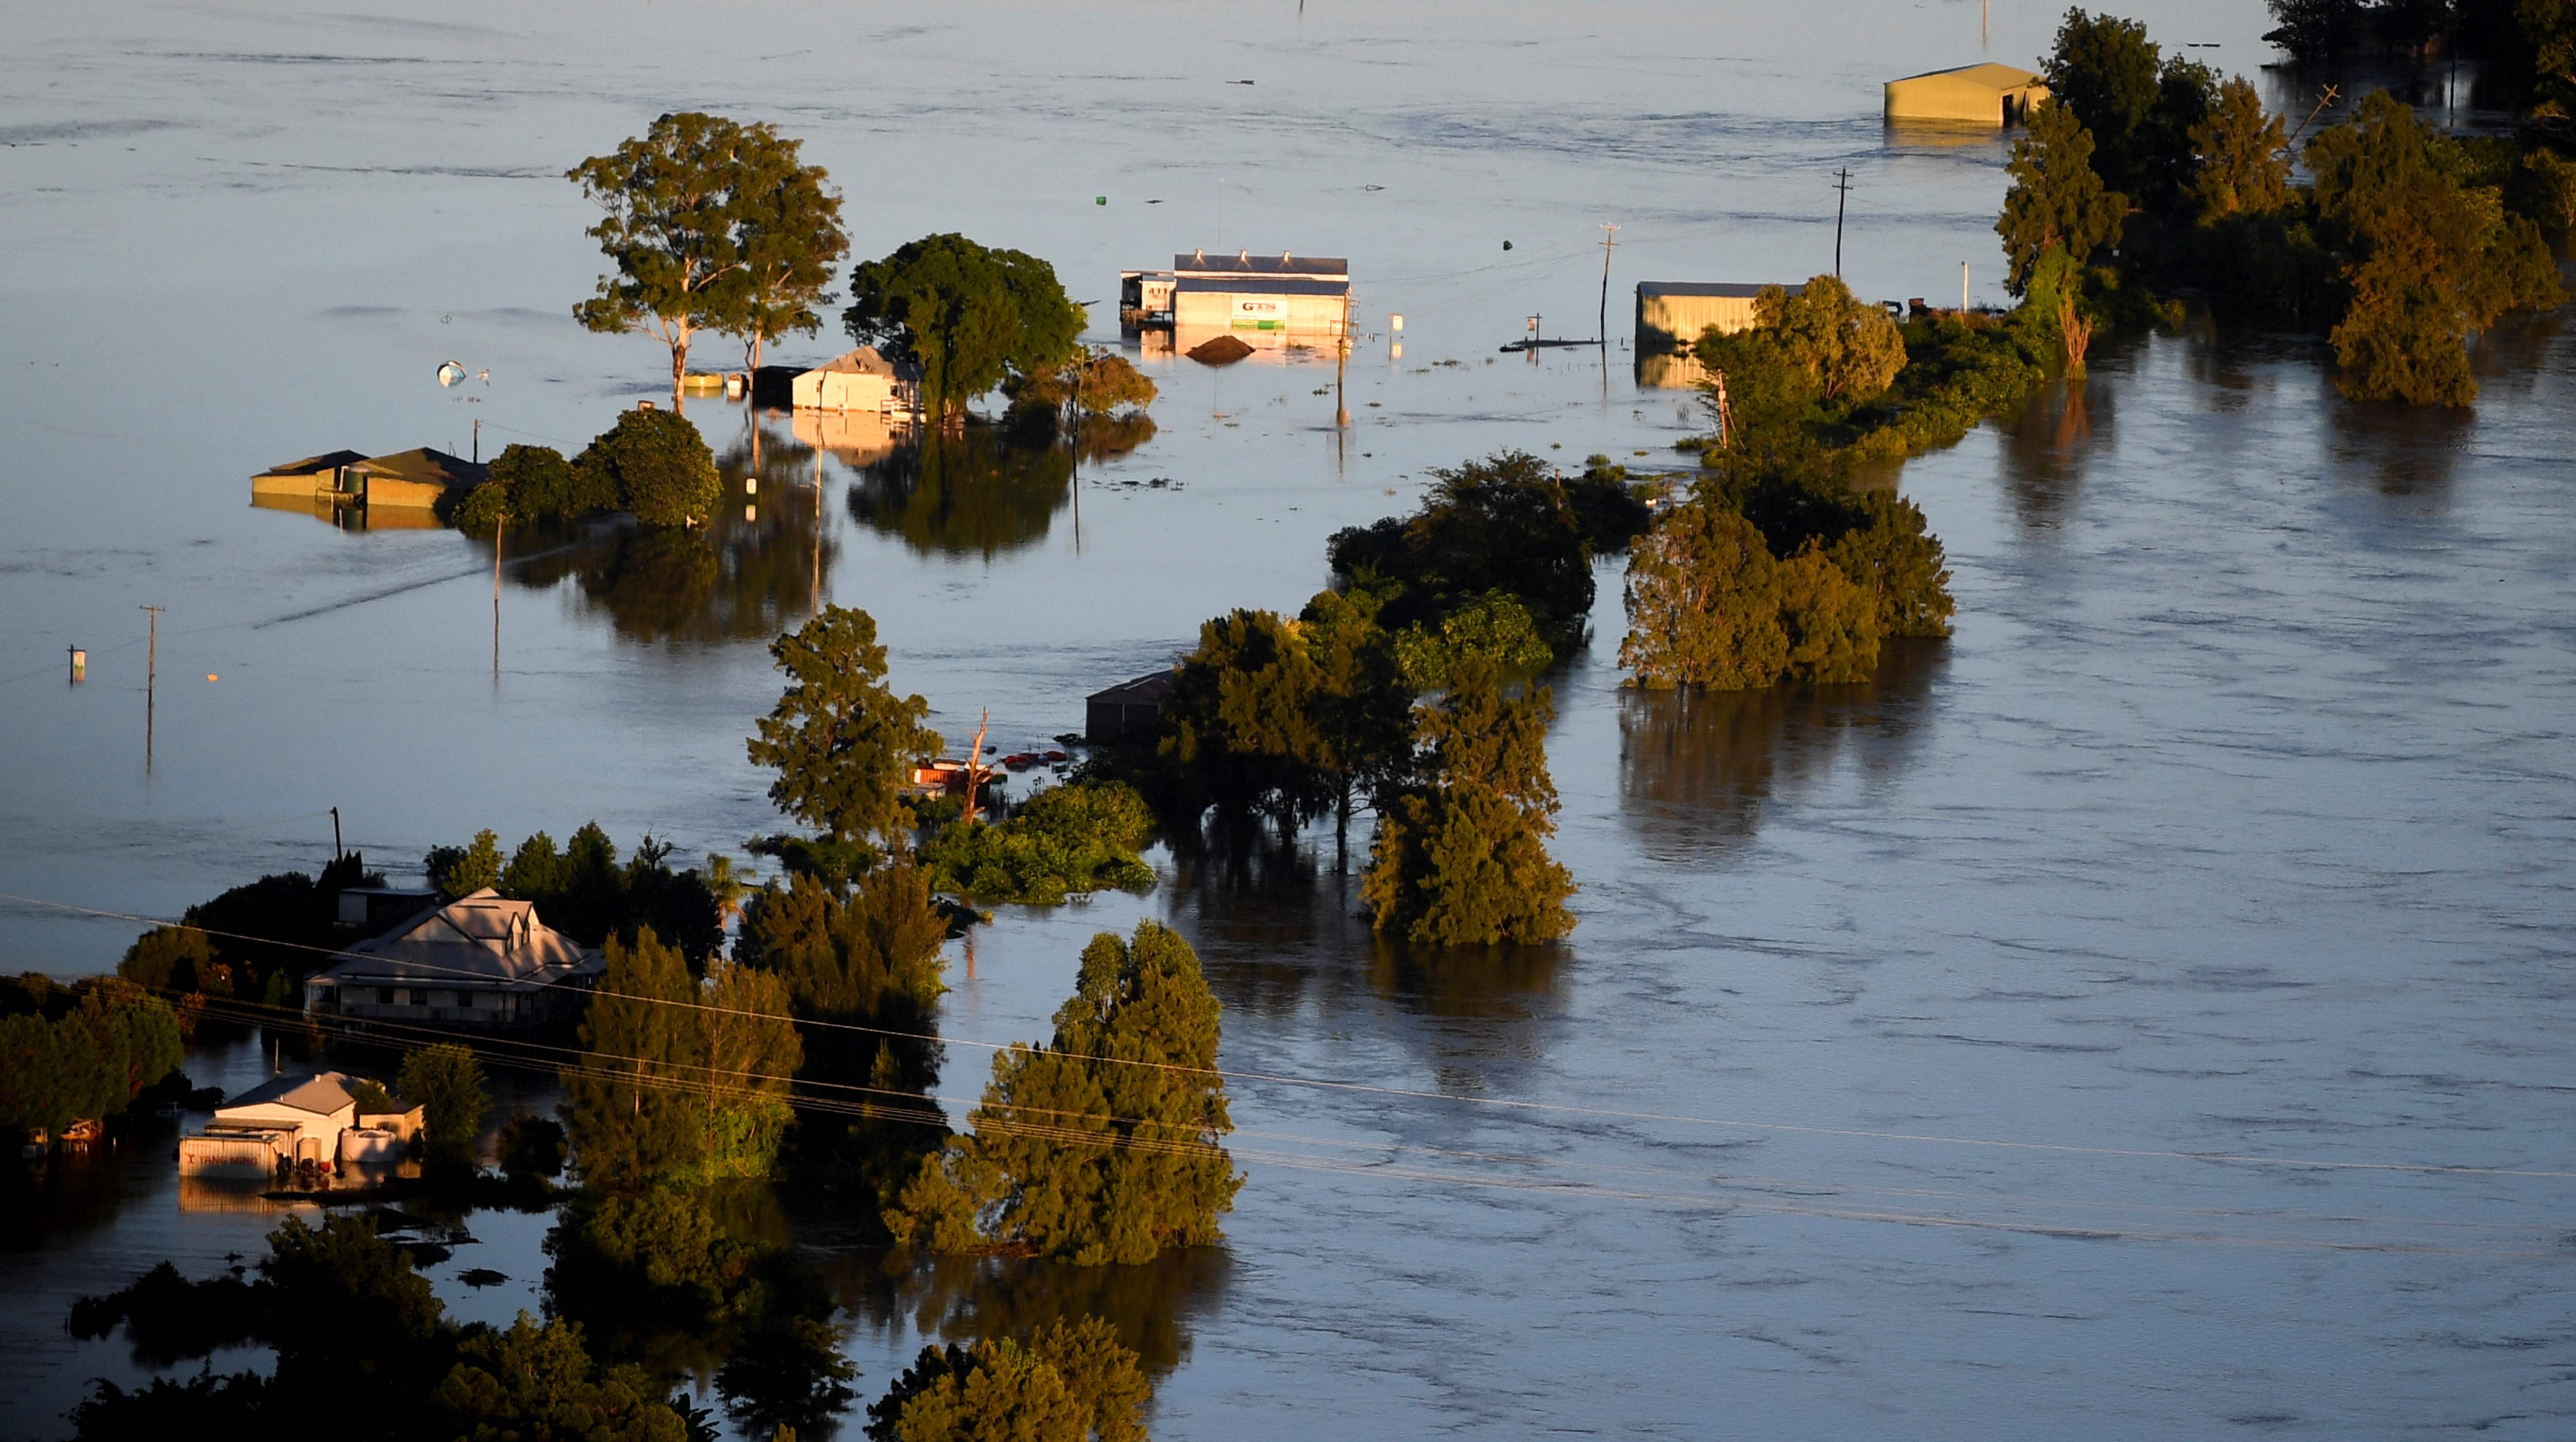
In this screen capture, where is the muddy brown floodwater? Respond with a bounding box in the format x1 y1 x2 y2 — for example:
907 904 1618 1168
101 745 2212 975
4 1 2573 1437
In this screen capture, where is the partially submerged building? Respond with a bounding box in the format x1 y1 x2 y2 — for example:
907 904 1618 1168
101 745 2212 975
1168 249 1350 334
247 446 485 515
304 888 603 1030
179 1070 424 1178
1635 281 1807 353
790 347 923 423
1086 671 1174 743
1884 62 2049 126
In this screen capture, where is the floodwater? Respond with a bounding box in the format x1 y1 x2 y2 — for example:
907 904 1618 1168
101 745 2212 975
5 1 2574 1437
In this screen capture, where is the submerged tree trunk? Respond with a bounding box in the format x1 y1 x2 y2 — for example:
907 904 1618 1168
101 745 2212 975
670 340 688 414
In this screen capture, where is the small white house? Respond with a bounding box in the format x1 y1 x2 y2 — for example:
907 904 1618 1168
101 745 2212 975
791 347 923 421
180 1071 360 1175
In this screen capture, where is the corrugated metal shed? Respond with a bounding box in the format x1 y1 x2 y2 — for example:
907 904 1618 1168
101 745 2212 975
1884 62 2049 125
1635 281 1807 353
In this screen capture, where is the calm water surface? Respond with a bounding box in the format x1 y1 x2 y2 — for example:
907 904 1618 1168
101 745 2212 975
4 2 2573 1437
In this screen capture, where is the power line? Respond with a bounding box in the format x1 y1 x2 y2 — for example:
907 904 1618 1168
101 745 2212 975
21 888 2576 1184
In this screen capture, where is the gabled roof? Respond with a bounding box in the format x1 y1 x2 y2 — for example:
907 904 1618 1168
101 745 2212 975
346 447 488 489
802 347 920 381
1888 62 2046 90
320 887 601 989
221 1070 357 1116
1088 671 1175 705
255 450 368 479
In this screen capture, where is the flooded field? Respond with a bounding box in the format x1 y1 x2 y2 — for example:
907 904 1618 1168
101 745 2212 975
4 1 2573 1437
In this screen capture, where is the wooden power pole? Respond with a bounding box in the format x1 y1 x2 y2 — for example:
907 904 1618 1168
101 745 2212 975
1597 223 1619 345
141 604 162 773
1833 169 1852 277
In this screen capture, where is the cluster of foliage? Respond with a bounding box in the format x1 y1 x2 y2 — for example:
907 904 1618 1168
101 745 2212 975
454 410 722 535
1325 449 1649 654
2014 8 2569 406
845 232 1085 426
733 862 952 1200
748 605 940 850
69 1216 692 1440
867 1319 1150 1442
561 928 804 1189
1620 461 1954 691
919 780 1157 905
889 922 1239 1265
1362 662 1577 946
425 822 726 965
395 1042 490 1163
116 850 378 1020
0 980 183 1139
2263 0 2573 81
1153 586 1416 849
569 111 849 403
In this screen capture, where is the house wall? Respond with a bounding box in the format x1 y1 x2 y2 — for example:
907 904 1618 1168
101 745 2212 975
1884 75 2048 124
179 1131 291 1177
213 1099 353 1149
1173 290 1346 332
1637 293 1765 352
334 985 545 1028
360 475 456 510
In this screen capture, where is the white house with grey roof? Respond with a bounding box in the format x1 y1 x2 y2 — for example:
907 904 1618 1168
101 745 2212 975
304 888 603 1030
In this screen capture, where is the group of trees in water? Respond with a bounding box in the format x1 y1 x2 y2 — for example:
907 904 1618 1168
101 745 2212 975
453 408 724 536
2002 7 2572 406
0 978 182 1143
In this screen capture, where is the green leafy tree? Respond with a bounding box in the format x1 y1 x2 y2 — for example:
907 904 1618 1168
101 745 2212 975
1361 663 1576 946
1619 505 1791 690
1325 450 1601 649
1752 275 1907 404
919 781 1156 905
723 129 849 374
2308 92 2569 404
2191 76 2292 222
1006 346 1160 417
844 233 1084 427
426 829 505 900
748 605 939 847
569 112 757 411
2528 0 2576 118
438 1314 688 1442
2043 8 2164 195
867 1319 1148 1442
118 925 212 994
0 984 183 1140
1159 608 1329 830
563 930 801 1187
2263 0 2365 59
350 1078 398 1114
399 1043 489 1160
575 408 721 529
1824 489 1956 639
1775 546 1881 684
1298 585 1421 853
889 922 1238 1265
1998 100 2130 293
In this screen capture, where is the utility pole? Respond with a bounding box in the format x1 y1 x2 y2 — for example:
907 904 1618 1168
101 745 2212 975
1833 169 1853 277
1335 289 1353 426
1961 261 1971 313
140 604 162 774
493 515 504 682
1597 223 1619 345
471 416 481 464
330 806 343 860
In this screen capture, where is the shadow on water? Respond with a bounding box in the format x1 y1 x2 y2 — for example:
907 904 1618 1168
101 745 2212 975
1618 637 1947 864
828 1246 1232 1380
1999 377 2113 529
846 430 1074 559
498 433 838 644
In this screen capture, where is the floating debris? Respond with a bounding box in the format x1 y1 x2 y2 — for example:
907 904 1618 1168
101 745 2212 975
459 1268 509 1288
1185 333 1256 365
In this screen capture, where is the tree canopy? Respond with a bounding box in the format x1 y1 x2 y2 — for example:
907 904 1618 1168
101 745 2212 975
1361 662 1576 947
0 982 183 1139
572 408 722 530
918 780 1157 905
570 112 845 408
748 605 939 847
845 233 1084 426
1997 100 2129 294
889 921 1239 1265
867 1319 1149 1442
397 1043 488 1161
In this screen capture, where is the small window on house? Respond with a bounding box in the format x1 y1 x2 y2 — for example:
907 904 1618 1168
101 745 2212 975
378 987 398 1005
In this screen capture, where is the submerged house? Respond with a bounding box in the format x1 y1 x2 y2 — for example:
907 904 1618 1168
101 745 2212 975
251 450 369 500
1085 671 1174 743
247 446 485 513
1635 281 1808 353
1170 249 1350 334
304 888 603 1030
1884 62 2050 126
179 1071 357 1176
790 347 923 422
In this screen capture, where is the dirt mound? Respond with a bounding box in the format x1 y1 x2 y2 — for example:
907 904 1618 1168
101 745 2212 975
1184 334 1256 365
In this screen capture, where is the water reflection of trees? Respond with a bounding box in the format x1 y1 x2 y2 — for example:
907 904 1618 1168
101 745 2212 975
1619 637 1945 862
501 432 836 643
846 430 1075 558
1999 377 2113 529
827 1247 1231 1380
1159 838 1569 1093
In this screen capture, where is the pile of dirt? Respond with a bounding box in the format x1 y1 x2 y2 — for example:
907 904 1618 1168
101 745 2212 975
1184 334 1256 365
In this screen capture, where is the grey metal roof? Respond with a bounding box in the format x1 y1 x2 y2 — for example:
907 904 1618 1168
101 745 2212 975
1175 251 1348 277
1173 276 1350 296
221 1071 357 1115
1636 281 1807 298
1088 671 1175 705
320 888 601 990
